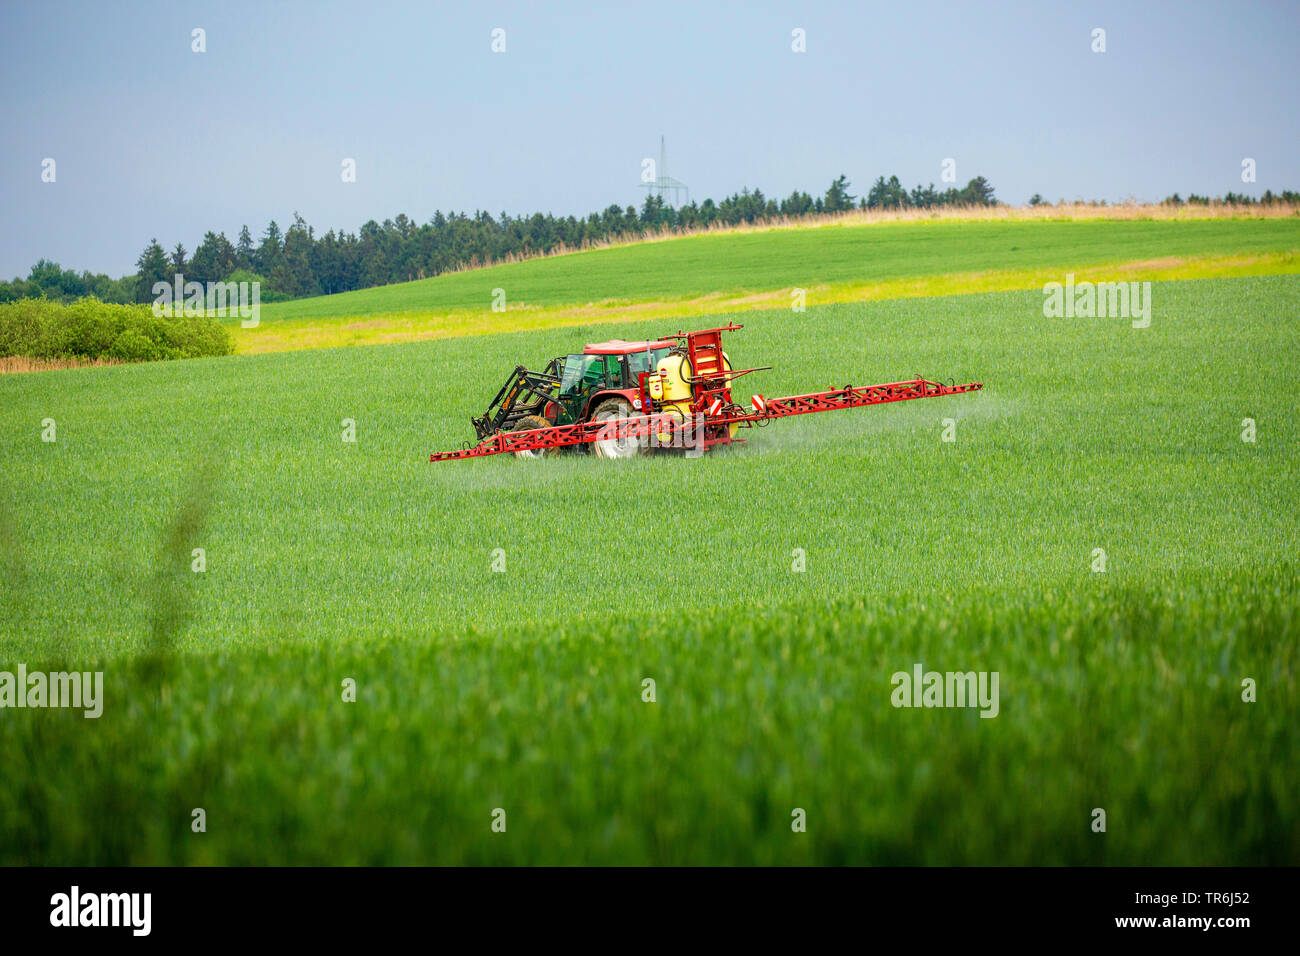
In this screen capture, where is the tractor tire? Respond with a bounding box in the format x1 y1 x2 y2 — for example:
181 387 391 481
591 398 651 459
510 415 559 459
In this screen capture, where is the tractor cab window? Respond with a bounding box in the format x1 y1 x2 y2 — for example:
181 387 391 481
626 347 672 382
559 354 612 397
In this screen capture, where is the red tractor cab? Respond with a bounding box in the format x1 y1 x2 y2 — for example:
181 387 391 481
556 339 676 419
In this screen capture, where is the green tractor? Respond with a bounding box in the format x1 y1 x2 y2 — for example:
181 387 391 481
472 338 678 459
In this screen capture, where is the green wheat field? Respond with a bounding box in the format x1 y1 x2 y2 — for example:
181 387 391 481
1 219 1297 864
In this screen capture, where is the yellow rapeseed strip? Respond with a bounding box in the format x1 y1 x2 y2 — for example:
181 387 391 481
231 249 1299 355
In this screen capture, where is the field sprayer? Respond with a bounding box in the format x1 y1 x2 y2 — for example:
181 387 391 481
429 322 982 461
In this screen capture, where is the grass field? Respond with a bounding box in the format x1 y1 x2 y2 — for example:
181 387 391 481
1 268 1296 864
236 216 1300 352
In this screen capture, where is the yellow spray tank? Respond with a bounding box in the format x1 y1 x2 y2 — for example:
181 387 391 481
648 349 739 446
648 350 693 446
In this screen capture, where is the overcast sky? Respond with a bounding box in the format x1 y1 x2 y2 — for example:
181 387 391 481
1 0 1296 277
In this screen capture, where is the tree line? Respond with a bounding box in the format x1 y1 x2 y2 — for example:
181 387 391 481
0 173 1001 305
2 174 1291 307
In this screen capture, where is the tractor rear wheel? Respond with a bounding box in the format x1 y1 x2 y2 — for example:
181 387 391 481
510 415 559 459
591 398 650 459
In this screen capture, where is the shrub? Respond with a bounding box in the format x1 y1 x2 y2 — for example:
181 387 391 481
108 327 162 362
0 297 233 363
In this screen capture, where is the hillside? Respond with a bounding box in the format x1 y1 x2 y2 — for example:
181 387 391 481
237 214 1300 353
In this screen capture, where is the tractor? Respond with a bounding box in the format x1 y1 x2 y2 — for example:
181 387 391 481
432 322 981 462
470 337 684 458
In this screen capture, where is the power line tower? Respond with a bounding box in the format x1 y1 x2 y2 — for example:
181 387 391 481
639 135 689 208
